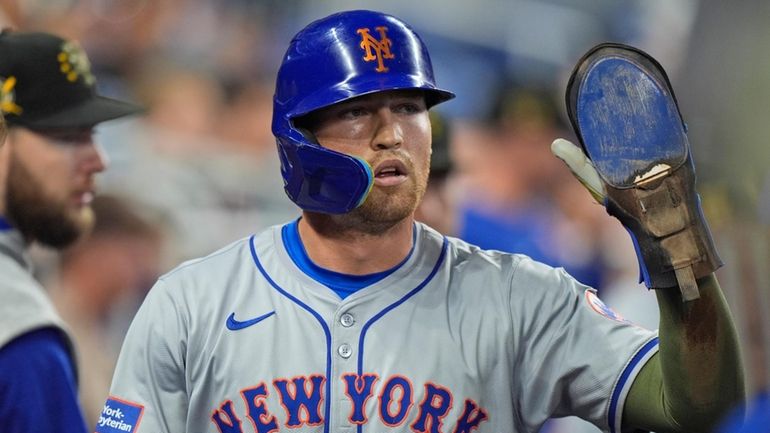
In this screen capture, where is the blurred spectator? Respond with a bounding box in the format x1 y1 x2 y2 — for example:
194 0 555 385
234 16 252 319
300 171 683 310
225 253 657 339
217 80 277 157
98 61 299 261
49 195 165 427
455 87 609 289
131 59 225 151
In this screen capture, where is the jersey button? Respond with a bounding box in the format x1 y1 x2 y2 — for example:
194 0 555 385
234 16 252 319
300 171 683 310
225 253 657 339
338 343 352 359
340 313 355 327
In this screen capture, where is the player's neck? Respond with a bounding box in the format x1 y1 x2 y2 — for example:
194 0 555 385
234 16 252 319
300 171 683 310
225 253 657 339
297 213 414 275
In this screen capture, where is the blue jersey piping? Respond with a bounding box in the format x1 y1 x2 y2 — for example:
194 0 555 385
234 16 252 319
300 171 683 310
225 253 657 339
250 235 333 433
608 337 659 433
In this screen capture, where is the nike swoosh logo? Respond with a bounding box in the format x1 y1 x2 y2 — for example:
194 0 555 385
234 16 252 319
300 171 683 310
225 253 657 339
226 311 275 331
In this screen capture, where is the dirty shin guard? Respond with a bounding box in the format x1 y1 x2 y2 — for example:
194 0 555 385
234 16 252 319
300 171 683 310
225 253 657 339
566 43 722 301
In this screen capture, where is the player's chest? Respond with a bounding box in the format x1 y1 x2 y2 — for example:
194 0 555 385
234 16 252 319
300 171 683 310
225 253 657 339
189 289 512 432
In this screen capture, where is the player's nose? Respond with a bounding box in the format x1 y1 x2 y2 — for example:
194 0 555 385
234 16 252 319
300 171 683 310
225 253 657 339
370 109 403 151
76 139 109 174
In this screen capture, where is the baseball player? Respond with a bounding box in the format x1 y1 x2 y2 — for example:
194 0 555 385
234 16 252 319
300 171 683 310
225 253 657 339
0 31 141 432
98 10 744 433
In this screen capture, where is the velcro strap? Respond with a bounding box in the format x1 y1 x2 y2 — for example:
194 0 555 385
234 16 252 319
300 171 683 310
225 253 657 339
636 179 688 237
675 266 700 301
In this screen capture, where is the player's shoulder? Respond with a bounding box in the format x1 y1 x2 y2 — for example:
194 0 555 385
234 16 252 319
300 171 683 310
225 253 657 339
443 232 592 319
417 223 522 292
426 224 578 292
0 252 38 292
0 252 70 350
436 227 524 274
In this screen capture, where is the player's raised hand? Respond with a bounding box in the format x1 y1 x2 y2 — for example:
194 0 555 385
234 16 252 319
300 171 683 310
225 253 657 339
550 138 605 204
559 43 722 302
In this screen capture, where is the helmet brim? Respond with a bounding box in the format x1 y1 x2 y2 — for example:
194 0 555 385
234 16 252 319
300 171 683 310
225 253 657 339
285 75 455 120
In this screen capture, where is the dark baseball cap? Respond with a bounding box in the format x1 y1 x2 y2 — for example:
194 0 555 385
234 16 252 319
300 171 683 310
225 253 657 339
0 29 142 130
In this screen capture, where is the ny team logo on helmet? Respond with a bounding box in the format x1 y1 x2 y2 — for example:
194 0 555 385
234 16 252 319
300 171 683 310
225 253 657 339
357 27 395 72
272 10 454 214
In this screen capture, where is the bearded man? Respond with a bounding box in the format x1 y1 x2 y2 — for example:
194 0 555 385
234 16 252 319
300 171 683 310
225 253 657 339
0 30 141 432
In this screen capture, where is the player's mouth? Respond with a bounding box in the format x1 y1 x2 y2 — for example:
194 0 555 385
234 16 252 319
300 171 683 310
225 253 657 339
373 159 408 187
72 189 95 206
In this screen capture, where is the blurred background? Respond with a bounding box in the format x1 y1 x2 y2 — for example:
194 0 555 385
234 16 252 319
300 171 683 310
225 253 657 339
2 0 767 431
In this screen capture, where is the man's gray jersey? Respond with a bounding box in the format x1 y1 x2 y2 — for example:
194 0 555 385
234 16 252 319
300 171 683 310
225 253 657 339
0 229 72 351
99 223 657 433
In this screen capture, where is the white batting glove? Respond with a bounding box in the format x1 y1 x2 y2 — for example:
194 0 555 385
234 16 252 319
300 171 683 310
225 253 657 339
551 138 606 204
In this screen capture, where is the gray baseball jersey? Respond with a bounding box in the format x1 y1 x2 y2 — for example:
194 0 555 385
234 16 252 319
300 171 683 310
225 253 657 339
97 222 658 433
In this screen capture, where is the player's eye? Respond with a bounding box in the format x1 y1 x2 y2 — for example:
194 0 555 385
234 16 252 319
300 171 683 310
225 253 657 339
339 106 368 119
33 128 95 145
394 102 424 114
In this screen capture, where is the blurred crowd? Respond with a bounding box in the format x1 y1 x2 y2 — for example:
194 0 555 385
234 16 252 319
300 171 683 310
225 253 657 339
1 1 767 431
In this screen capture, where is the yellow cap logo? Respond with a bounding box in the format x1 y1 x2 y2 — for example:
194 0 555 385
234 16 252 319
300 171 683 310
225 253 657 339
0 76 22 115
357 26 395 72
57 41 95 86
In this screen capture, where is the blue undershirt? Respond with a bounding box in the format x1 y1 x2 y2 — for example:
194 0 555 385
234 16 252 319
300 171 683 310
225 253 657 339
281 219 415 299
0 217 86 431
0 216 13 231
0 327 87 433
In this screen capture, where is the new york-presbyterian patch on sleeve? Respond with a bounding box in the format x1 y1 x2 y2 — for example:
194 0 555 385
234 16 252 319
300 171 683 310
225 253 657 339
95 396 144 433
584 290 632 325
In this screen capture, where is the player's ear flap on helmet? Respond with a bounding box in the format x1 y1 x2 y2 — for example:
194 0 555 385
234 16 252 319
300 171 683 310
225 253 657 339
291 114 321 142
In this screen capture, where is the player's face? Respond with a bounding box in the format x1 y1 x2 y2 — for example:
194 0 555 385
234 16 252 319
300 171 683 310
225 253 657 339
2 127 106 247
304 90 432 228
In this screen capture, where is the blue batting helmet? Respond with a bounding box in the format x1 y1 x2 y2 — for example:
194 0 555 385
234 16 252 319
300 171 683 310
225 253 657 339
272 10 455 214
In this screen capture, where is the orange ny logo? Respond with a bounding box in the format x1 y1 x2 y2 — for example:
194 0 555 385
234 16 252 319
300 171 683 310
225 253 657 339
357 26 395 72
